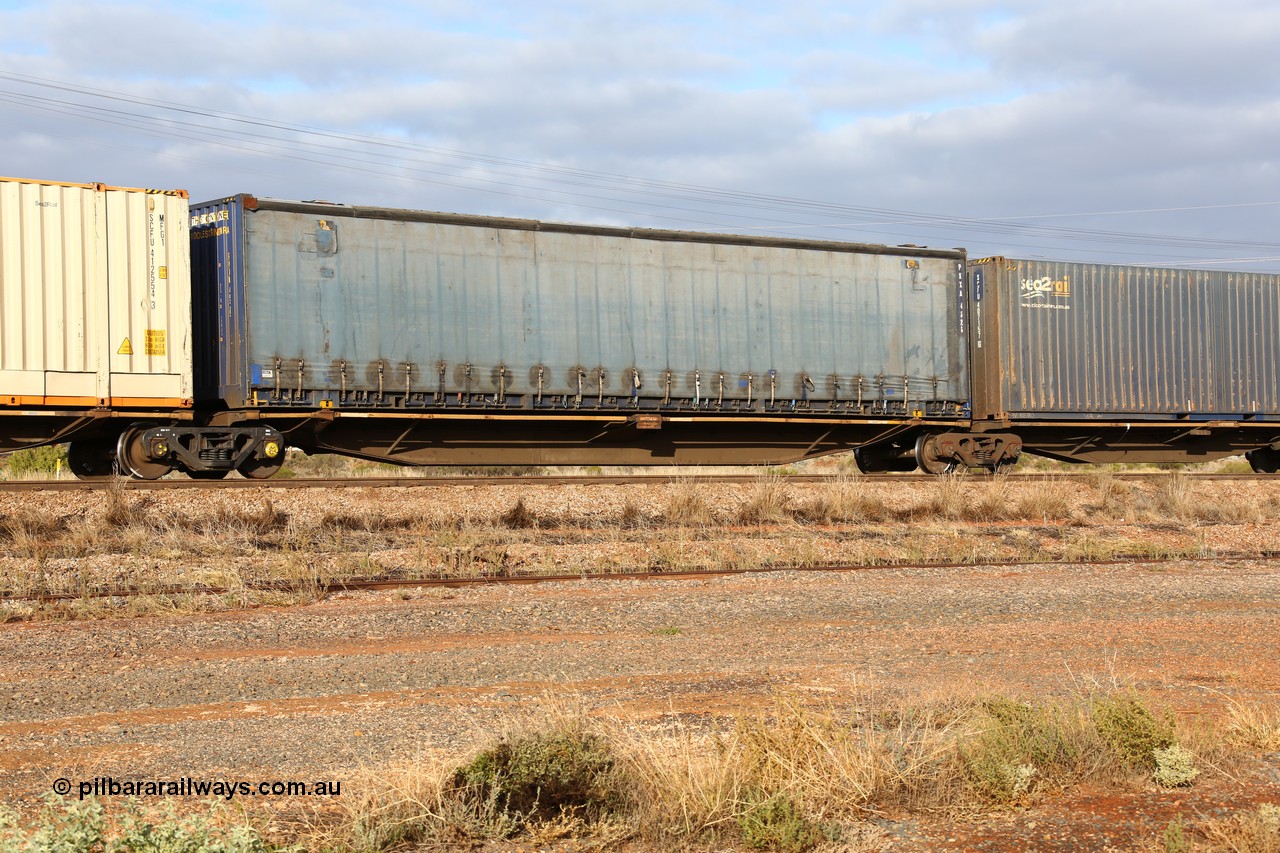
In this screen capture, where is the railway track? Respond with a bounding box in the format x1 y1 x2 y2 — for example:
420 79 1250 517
9 549 1280 603
0 471 1269 491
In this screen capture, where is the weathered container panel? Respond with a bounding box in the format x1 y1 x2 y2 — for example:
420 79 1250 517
0 176 191 406
970 257 1280 419
192 196 969 417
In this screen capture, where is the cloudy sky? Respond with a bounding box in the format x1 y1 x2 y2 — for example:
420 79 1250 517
1 0 1278 268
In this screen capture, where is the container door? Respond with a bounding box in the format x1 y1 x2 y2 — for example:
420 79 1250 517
0 179 108 405
105 189 192 405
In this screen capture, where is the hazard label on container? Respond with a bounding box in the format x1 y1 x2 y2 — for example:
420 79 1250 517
117 338 133 355
145 329 167 356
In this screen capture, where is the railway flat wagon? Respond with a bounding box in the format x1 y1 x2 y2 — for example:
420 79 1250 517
189 196 983 469
966 257 1280 469
0 176 199 477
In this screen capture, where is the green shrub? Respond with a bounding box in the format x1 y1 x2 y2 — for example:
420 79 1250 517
1162 815 1189 853
738 791 823 853
1153 745 1199 788
961 698 1086 804
3 445 69 478
448 729 623 836
0 795 278 852
1091 694 1176 770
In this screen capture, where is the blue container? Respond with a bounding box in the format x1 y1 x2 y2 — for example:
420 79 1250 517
190 196 969 418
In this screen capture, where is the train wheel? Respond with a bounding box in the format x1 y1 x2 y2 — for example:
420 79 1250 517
237 436 286 479
67 440 117 480
238 457 284 479
1246 447 1280 474
853 445 917 473
116 427 172 481
914 434 958 475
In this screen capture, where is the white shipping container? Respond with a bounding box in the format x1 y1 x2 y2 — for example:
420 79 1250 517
0 176 192 407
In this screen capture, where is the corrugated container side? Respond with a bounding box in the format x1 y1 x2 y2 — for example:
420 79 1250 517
970 257 1280 418
0 179 104 400
104 187 192 403
0 177 192 406
195 198 969 414
190 197 246 405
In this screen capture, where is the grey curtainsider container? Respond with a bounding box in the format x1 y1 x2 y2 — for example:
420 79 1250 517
968 257 1280 420
191 196 969 422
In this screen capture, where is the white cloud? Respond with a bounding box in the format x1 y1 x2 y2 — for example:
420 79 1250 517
1 0 1278 266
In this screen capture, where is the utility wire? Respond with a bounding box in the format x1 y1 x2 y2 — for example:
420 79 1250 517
1 70 1276 263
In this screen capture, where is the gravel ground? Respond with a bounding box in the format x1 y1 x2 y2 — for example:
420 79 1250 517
2 478 1280 850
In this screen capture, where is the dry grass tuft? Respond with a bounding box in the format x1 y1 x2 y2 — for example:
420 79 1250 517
1222 698 1280 752
500 497 539 529
662 480 714 526
735 474 792 525
794 475 891 523
1009 478 1076 522
1193 803 1280 851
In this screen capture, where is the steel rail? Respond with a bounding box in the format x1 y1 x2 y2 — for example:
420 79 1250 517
0 471 1271 492
9 549 1280 603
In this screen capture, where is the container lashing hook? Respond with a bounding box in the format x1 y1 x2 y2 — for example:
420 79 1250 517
462 363 473 407
575 369 585 408
769 370 777 409
694 371 701 408
631 368 641 407
830 378 840 412
377 361 385 404
404 364 413 406
662 369 672 406
598 368 606 407
296 359 305 403
716 372 725 409
745 372 754 408
537 365 545 406
274 357 282 402
339 360 348 404
436 362 447 405
497 364 506 405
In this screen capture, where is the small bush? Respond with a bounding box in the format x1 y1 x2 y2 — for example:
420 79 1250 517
1162 815 1189 853
3 445 69 478
1152 744 1199 788
0 795 277 852
738 791 823 853
448 729 624 835
1091 693 1176 770
961 698 1086 804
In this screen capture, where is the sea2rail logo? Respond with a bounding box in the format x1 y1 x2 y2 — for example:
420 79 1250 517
1019 276 1072 310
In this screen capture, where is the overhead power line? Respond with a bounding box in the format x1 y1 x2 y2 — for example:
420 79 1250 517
0 70 1276 264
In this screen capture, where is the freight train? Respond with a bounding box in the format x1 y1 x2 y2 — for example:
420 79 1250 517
2 175 1279 480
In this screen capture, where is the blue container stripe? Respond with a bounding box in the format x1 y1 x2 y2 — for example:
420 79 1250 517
189 196 249 405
